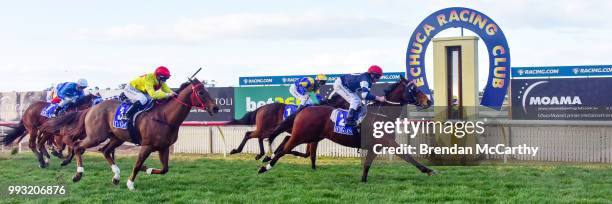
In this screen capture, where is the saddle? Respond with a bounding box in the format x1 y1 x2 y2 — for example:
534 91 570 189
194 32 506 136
329 107 366 135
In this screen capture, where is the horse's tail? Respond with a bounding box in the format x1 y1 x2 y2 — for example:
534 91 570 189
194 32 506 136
1 120 27 146
226 107 261 125
267 113 296 145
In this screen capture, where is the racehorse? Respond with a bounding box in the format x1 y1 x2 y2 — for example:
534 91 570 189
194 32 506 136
227 94 348 162
257 76 437 182
43 78 218 190
1 94 97 168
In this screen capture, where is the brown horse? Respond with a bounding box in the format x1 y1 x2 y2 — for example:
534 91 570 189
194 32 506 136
227 94 348 162
43 78 218 190
258 77 437 182
1 94 97 168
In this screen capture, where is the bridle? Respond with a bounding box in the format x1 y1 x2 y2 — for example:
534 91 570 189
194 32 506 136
372 80 424 117
172 83 209 111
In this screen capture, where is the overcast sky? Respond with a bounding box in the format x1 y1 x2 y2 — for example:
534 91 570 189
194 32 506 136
1 0 611 91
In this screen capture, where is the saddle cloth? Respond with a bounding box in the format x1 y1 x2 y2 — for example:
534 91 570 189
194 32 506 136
283 104 298 120
40 104 60 118
112 101 154 129
329 108 366 135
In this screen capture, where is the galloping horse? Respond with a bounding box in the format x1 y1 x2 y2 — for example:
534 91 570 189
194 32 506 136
258 76 437 182
227 94 348 161
44 78 218 190
1 94 97 168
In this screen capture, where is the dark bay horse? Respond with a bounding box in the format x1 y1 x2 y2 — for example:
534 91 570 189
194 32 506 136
227 94 348 161
1 94 97 168
43 78 218 190
258 77 437 182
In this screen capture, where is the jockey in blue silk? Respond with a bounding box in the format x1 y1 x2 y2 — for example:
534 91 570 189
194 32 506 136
333 65 386 126
289 74 328 110
53 79 89 115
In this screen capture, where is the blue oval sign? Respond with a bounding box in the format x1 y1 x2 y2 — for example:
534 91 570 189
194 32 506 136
406 7 510 110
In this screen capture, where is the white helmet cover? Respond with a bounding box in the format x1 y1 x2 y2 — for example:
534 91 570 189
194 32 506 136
77 78 88 87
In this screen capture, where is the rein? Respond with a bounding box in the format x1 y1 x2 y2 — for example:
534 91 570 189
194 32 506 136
172 83 208 110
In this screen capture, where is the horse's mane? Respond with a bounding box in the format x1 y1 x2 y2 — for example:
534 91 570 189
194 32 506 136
383 81 401 95
176 82 191 93
74 94 95 107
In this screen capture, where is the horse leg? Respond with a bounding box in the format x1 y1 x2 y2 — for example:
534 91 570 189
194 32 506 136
361 149 378 182
258 135 302 173
288 142 311 158
143 147 169 175
229 131 252 154
50 136 65 159
72 136 105 182
28 128 46 168
61 135 77 166
127 145 153 191
36 132 51 168
384 138 436 175
262 135 291 163
254 137 265 160
102 138 124 185
308 142 319 170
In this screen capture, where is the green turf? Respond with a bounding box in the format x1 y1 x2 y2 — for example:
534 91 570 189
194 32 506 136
0 152 610 204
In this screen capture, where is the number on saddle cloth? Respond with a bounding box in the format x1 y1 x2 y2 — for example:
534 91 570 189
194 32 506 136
113 103 132 129
330 108 366 135
282 104 298 121
113 100 155 129
40 104 60 118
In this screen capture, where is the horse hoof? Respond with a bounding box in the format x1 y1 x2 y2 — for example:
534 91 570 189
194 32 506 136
112 178 120 185
257 166 267 174
262 156 271 163
72 173 82 182
427 170 438 176
51 151 63 158
61 160 71 166
229 149 239 154
254 154 263 160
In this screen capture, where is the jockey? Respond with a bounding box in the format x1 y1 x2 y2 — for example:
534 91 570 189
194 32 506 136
121 66 175 120
52 79 88 115
333 65 386 126
289 74 327 110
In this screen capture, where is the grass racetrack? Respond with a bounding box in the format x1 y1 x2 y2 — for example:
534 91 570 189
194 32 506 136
0 152 610 203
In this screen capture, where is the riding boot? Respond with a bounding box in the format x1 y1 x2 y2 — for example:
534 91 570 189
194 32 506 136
122 101 140 120
346 108 357 126
52 106 62 116
125 102 142 145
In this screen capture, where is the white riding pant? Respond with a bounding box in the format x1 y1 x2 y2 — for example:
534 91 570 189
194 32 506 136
333 78 361 110
289 84 312 106
58 96 76 107
123 85 150 105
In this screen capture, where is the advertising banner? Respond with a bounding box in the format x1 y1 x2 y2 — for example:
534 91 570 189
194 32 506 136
511 78 612 120
239 72 405 86
512 65 612 78
185 87 234 121
233 84 388 119
0 91 47 122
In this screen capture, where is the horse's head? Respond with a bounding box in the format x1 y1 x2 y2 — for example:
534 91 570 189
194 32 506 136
383 76 431 109
182 78 219 115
